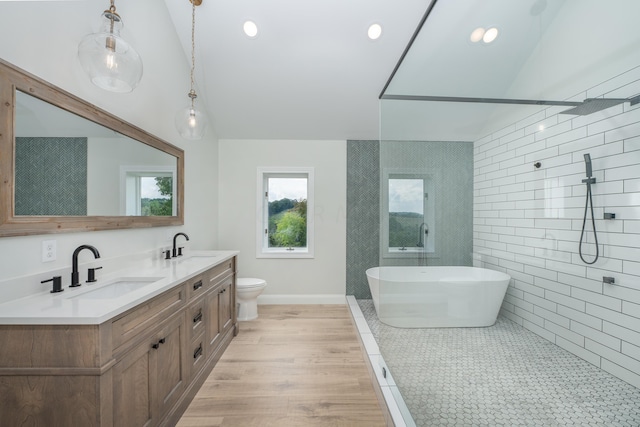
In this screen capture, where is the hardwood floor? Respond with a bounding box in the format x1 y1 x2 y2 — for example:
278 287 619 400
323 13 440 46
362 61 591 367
177 305 387 427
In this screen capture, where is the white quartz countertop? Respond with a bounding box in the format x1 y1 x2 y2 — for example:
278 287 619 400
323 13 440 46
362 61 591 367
0 250 238 325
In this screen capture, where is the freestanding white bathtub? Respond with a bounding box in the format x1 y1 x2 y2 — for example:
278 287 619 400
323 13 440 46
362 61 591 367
365 266 511 328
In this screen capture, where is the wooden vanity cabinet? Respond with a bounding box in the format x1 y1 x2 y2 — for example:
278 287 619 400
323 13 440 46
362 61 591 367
0 256 237 427
204 268 236 358
112 311 187 427
219 275 235 337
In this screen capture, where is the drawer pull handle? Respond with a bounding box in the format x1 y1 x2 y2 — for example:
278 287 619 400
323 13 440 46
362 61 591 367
193 280 203 291
152 337 166 349
193 344 203 359
193 311 203 323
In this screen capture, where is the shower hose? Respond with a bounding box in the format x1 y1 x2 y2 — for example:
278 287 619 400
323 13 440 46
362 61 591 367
579 179 599 264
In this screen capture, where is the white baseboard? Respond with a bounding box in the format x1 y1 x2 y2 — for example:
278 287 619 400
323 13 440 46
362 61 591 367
257 294 346 305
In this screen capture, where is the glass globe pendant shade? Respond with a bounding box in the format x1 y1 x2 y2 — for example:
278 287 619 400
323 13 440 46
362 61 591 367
78 10 143 93
175 91 206 140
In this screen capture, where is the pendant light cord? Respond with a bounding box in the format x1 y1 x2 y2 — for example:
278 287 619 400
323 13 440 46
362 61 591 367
107 0 117 35
189 0 197 105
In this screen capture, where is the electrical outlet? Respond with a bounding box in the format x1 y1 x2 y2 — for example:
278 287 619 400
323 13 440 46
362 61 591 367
42 240 57 262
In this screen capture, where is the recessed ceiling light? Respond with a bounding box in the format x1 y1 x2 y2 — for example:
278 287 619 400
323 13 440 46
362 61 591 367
368 23 382 40
469 27 485 43
483 27 499 43
243 20 258 38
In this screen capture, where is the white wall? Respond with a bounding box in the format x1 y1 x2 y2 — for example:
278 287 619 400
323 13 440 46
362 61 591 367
474 65 640 389
87 136 176 215
218 139 347 303
0 1 219 286
473 0 640 389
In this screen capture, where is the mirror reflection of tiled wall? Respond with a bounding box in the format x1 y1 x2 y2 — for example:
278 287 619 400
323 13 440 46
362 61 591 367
15 137 87 216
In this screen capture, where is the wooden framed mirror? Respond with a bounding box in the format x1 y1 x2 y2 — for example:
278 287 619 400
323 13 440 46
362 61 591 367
0 58 184 237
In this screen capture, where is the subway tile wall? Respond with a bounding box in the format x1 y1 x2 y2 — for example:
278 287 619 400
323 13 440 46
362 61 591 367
473 65 640 389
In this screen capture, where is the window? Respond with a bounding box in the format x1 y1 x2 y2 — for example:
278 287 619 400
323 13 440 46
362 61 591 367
256 167 314 258
382 171 434 256
120 166 177 216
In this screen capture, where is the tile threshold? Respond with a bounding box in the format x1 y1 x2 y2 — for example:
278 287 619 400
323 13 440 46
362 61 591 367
346 295 416 427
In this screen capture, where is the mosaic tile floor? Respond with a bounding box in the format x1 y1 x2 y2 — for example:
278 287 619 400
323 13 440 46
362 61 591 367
357 299 640 427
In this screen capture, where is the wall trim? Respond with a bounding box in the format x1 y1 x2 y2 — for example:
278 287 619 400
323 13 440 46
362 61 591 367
257 294 346 305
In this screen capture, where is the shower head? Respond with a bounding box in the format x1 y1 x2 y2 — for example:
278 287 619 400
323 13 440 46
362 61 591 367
560 95 640 116
561 98 627 115
584 153 593 178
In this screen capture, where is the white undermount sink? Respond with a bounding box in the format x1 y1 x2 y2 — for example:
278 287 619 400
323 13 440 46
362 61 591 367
68 277 164 300
174 255 216 264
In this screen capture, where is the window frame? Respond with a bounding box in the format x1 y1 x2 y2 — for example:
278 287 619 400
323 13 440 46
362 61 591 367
256 167 315 259
120 165 177 216
381 169 435 259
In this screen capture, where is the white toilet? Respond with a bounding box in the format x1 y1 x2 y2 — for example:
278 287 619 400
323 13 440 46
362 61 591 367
236 278 267 321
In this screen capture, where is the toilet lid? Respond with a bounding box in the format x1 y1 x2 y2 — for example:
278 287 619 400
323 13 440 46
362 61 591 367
237 278 267 288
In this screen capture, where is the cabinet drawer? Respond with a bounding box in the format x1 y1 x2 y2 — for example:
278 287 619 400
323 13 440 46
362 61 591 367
188 298 205 341
112 285 186 353
209 258 235 285
186 272 209 301
190 333 207 379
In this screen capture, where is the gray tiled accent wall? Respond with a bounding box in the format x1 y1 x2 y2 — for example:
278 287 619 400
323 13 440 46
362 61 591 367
380 140 474 266
346 140 379 298
347 140 474 297
473 65 640 389
15 137 87 216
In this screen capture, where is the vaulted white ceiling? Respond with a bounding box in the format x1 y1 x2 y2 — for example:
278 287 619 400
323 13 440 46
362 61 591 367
164 0 640 142
164 0 431 140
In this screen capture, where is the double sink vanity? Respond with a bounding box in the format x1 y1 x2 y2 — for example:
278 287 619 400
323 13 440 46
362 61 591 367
0 251 239 427
0 59 239 426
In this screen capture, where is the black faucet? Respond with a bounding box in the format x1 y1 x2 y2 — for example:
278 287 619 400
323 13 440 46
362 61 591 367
172 232 189 257
71 245 100 287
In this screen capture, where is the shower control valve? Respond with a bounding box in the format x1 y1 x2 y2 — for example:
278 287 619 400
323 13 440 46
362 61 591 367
603 276 615 285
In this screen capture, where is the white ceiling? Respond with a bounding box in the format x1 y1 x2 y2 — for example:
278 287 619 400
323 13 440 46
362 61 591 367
164 0 431 141
164 0 640 142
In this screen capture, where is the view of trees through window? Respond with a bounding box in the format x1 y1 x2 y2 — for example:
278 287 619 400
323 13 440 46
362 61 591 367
389 178 424 248
267 177 307 248
141 176 172 216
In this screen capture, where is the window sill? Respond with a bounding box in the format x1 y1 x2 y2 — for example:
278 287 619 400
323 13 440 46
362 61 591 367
256 249 314 259
383 249 436 259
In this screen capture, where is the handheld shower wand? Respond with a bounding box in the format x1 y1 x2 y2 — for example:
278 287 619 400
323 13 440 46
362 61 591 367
584 153 593 179
579 153 599 264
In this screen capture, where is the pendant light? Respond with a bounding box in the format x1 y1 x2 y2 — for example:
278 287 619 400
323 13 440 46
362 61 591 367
175 0 207 140
78 0 143 93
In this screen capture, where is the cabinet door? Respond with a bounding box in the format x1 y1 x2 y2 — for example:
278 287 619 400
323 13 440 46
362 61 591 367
112 338 155 427
112 313 187 427
205 288 221 353
219 276 234 334
155 313 187 418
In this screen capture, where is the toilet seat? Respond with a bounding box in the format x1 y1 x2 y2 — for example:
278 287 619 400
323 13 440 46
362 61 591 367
237 278 266 289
